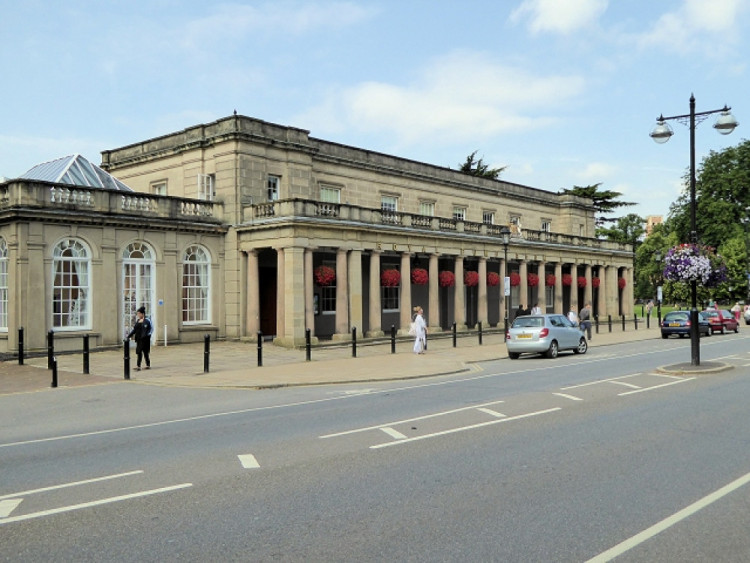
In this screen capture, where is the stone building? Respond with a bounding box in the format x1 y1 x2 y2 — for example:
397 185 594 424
0 114 633 354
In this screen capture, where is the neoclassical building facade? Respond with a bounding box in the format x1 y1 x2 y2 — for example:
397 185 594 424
0 114 633 354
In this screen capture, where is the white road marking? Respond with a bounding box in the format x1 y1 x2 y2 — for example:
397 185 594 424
320 399 506 439
370 408 561 449
562 373 644 390
238 454 260 469
618 377 696 396
0 470 144 501
552 392 583 401
609 381 642 389
587 470 750 562
380 427 408 440
476 407 507 418
0 483 193 525
0 499 23 518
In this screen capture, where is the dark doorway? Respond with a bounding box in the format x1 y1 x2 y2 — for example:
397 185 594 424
259 265 277 337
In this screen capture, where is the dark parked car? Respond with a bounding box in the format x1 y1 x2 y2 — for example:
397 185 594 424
660 311 711 339
703 309 739 334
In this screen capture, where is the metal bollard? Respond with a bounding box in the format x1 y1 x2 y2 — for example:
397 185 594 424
646 314 650 329
391 325 396 354
257 331 263 367
452 323 457 348
83 334 90 375
123 339 130 380
204 334 210 373
595 316 600 334
608 315 612 333
478 321 483 345
621 315 626 331
305 328 311 362
47 330 54 370
51 357 58 388
352 327 357 358
18 327 24 366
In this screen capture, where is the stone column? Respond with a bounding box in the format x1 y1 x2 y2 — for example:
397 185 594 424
554 262 563 314
304 248 314 335
428 253 440 331
335 248 349 337
536 261 546 311
584 264 593 309
276 248 285 338
246 249 260 335
400 252 412 331
348 249 363 334
606 265 618 317
478 257 487 325
626 267 634 316
454 256 466 329
499 257 507 329
278 247 306 346
597 266 607 318
519 260 528 310
367 251 382 337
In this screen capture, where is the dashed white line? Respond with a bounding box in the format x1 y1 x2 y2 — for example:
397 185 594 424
609 381 642 389
477 407 507 418
380 427 408 440
552 392 583 401
0 470 144 501
238 454 260 469
0 499 23 518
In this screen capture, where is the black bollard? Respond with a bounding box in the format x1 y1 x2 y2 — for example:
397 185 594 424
595 316 600 334
352 327 357 358
204 334 210 373
83 334 90 375
47 330 54 369
621 315 626 331
123 339 130 380
51 357 58 388
478 321 483 345
646 314 650 329
257 331 263 367
305 328 311 362
391 325 396 354
452 323 457 348
608 315 612 333
18 327 24 366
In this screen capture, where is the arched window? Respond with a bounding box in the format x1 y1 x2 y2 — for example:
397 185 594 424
122 242 156 340
0 238 7 331
53 239 90 329
182 245 211 324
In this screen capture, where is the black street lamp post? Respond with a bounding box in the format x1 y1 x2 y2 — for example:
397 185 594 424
654 249 663 326
500 226 511 341
651 94 738 366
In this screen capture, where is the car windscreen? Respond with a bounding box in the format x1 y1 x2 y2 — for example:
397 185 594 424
512 317 544 328
665 312 689 321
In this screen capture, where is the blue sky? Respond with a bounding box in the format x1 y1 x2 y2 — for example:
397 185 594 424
1 0 748 220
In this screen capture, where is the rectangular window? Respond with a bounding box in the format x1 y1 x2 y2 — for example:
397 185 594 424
151 181 167 196
268 175 280 201
483 211 495 225
545 285 554 309
198 174 214 201
420 201 435 216
320 186 341 203
541 220 551 232
453 207 466 221
381 195 398 213
321 286 336 313
381 286 400 312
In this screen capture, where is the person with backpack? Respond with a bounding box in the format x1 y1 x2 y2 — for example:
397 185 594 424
127 306 153 371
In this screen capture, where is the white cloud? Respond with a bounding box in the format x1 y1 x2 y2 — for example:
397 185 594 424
510 0 608 34
578 162 618 181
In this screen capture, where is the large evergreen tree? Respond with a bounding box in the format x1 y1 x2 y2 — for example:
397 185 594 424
458 151 506 179
559 183 637 226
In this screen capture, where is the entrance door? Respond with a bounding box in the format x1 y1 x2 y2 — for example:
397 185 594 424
122 243 156 342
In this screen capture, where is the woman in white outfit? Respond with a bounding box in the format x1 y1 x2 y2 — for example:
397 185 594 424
413 306 427 354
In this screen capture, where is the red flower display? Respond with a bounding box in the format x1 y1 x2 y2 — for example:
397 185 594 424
314 265 336 287
527 273 539 287
380 268 401 287
464 271 479 287
577 276 587 288
487 272 500 287
411 267 428 285
545 274 556 287
618 277 627 289
439 270 455 288
592 277 601 289
510 272 521 287
562 274 572 286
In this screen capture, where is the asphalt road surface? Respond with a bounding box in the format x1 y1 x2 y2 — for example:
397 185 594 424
3 334 750 562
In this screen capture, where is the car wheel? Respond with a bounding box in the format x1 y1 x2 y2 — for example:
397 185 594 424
705 328 711 337
508 352 520 360
661 333 668 339
735 325 739 333
546 340 559 359
574 337 587 354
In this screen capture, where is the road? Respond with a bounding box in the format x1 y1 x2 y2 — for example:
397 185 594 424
2 334 750 561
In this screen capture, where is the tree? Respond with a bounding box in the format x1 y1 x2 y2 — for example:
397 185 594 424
458 151 506 179
597 212 645 246
633 224 678 300
559 183 637 226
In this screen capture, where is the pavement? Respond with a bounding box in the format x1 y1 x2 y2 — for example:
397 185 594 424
0 321 686 395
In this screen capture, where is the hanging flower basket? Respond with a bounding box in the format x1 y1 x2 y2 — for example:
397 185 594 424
439 270 455 288
562 273 572 287
592 277 601 289
618 277 626 290
464 271 479 287
577 276 587 288
663 243 727 286
545 274 556 287
411 267 428 285
510 272 521 287
487 272 500 287
314 265 336 287
527 273 539 287
380 268 401 287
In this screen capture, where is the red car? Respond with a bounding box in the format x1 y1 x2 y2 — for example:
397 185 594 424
703 309 740 334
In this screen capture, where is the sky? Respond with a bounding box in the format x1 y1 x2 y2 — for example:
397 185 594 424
1 0 748 221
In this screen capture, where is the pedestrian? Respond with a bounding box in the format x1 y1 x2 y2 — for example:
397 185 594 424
127 306 153 370
412 306 427 354
732 301 742 321
567 306 579 326
531 303 542 315
579 302 593 340
646 300 654 318
516 304 527 318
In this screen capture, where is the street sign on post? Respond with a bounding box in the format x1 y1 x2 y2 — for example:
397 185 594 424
504 277 511 296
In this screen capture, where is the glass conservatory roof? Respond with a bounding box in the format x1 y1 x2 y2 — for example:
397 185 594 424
20 154 133 191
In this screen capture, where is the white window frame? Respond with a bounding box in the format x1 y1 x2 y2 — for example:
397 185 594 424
182 245 211 325
419 201 435 217
268 175 280 201
541 220 551 232
453 207 466 221
52 239 91 331
198 174 214 201
381 195 398 213
122 242 156 341
381 286 400 312
483 211 495 225
151 180 167 196
320 186 341 203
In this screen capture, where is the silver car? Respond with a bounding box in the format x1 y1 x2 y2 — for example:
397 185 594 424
506 314 588 359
